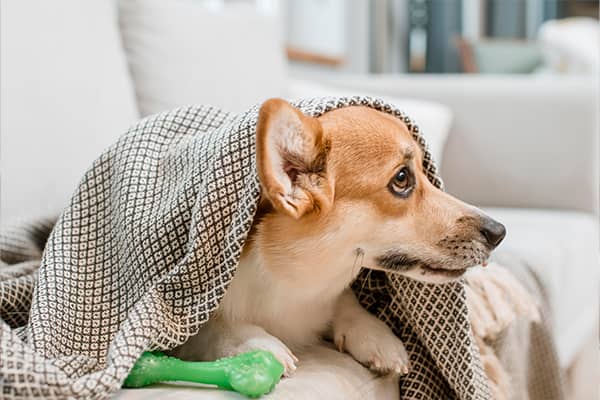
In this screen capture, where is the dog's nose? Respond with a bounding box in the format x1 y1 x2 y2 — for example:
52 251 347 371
479 217 506 248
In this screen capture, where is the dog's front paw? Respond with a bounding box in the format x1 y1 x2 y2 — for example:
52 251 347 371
232 334 298 378
334 317 410 375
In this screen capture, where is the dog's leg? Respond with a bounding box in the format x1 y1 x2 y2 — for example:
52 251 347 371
170 316 298 377
332 289 410 375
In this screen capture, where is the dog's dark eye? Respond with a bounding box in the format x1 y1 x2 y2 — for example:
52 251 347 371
389 167 414 197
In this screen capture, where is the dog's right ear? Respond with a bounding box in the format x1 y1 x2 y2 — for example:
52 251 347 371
256 98 333 219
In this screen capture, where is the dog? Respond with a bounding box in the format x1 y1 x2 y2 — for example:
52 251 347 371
171 98 506 378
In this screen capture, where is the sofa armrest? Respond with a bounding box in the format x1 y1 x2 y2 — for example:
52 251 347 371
310 75 599 214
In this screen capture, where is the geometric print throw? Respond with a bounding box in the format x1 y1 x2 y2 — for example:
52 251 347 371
0 96 489 399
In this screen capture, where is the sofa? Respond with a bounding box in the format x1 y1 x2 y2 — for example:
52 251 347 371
2 1 598 399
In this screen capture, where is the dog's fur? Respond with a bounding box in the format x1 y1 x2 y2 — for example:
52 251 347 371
172 99 506 377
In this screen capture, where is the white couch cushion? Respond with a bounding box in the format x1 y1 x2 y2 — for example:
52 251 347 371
484 207 599 368
286 80 453 167
0 0 139 222
118 0 287 116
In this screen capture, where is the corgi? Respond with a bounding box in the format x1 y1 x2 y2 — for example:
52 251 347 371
172 98 506 379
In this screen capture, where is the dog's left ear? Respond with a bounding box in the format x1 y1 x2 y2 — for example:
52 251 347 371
256 98 333 219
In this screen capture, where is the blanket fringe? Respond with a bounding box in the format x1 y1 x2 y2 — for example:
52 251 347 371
465 264 541 400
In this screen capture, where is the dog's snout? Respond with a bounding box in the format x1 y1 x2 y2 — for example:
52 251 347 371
479 217 506 248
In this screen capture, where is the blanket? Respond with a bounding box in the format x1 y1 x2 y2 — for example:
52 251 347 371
467 254 565 400
0 97 556 399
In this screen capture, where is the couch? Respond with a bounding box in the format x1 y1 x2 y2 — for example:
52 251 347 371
2 1 598 399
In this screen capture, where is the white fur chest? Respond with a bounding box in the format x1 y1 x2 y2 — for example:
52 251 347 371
217 250 344 349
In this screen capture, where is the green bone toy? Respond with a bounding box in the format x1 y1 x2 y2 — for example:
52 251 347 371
123 350 284 398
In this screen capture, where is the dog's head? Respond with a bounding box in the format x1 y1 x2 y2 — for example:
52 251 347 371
253 99 505 284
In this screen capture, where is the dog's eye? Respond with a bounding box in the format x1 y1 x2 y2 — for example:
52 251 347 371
389 167 414 197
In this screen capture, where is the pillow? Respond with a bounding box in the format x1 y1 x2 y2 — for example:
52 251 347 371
0 0 139 222
118 0 287 116
538 18 600 74
286 80 453 167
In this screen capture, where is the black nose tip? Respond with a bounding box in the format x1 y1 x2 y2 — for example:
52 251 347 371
480 217 506 248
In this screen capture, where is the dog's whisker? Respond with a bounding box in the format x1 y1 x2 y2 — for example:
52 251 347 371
349 250 360 284
359 265 373 295
349 247 365 285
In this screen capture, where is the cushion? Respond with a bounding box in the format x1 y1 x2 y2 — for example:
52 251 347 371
118 0 287 116
538 18 600 74
286 79 453 167
0 0 139 222
484 207 599 368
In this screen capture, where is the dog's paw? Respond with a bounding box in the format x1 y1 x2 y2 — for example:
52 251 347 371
334 317 410 375
232 334 299 378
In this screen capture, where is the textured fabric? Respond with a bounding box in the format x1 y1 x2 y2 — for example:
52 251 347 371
490 253 565 400
353 271 490 399
0 217 56 329
482 207 599 368
0 96 489 399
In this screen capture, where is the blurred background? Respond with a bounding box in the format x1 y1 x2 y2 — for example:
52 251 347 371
2 0 598 221
285 0 599 75
0 1 598 399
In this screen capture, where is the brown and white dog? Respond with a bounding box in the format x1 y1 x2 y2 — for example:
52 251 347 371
173 98 506 378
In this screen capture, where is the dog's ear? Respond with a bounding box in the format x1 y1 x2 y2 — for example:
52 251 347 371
256 98 333 219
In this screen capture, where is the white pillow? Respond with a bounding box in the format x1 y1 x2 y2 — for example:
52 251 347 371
286 80 453 167
118 0 287 116
538 18 600 75
0 0 139 222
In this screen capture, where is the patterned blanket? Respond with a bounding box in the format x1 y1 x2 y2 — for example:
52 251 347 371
0 97 561 399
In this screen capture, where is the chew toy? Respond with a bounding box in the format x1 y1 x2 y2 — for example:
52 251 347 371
123 350 284 398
